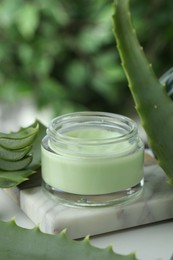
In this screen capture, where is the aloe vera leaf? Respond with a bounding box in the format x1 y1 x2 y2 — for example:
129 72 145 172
0 121 45 188
0 169 34 188
0 145 32 161
159 68 173 99
0 132 38 150
0 122 38 150
0 121 39 139
112 0 173 183
0 156 32 171
0 219 137 260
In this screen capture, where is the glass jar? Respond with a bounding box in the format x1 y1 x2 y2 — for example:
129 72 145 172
41 112 144 207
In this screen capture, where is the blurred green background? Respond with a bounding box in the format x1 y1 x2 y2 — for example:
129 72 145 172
0 0 173 124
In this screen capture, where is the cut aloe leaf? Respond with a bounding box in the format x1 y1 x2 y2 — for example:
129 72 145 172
0 133 37 150
0 121 46 187
0 145 32 161
0 219 137 260
0 169 34 188
0 122 39 140
0 156 32 171
0 122 38 150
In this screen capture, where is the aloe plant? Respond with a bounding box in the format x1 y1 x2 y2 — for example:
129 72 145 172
112 0 173 185
0 219 137 260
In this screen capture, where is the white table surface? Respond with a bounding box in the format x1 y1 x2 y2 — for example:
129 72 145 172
0 189 173 260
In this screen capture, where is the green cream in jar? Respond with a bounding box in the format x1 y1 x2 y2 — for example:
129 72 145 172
41 112 144 207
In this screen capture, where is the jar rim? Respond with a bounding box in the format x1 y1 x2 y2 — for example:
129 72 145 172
47 111 138 146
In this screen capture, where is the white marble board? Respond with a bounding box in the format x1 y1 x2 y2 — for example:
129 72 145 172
5 158 173 239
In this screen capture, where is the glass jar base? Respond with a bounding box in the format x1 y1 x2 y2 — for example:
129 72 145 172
42 179 144 207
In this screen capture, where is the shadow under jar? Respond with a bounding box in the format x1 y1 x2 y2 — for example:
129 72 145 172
41 111 144 207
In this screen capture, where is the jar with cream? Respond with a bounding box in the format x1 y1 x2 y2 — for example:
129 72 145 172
41 112 144 207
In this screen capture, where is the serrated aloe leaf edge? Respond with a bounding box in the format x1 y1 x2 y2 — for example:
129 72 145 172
0 131 38 150
0 121 43 187
0 155 32 171
112 0 173 184
0 219 137 260
0 145 32 161
0 169 34 188
0 122 39 140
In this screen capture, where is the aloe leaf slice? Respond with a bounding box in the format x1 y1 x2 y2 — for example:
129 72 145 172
0 133 37 150
0 122 39 140
0 145 32 161
0 122 38 150
0 219 137 260
0 169 34 188
0 121 46 188
0 156 32 171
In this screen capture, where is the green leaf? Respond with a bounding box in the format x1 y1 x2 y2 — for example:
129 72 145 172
0 169 34 188
112 0 173 181
0 122 38 139
0 135 37 150
0 121 46 188
16 4 39 39
0 156 32 171
0 145 32 161
65 61 88 88
0 219 137 260
0 123 39 150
